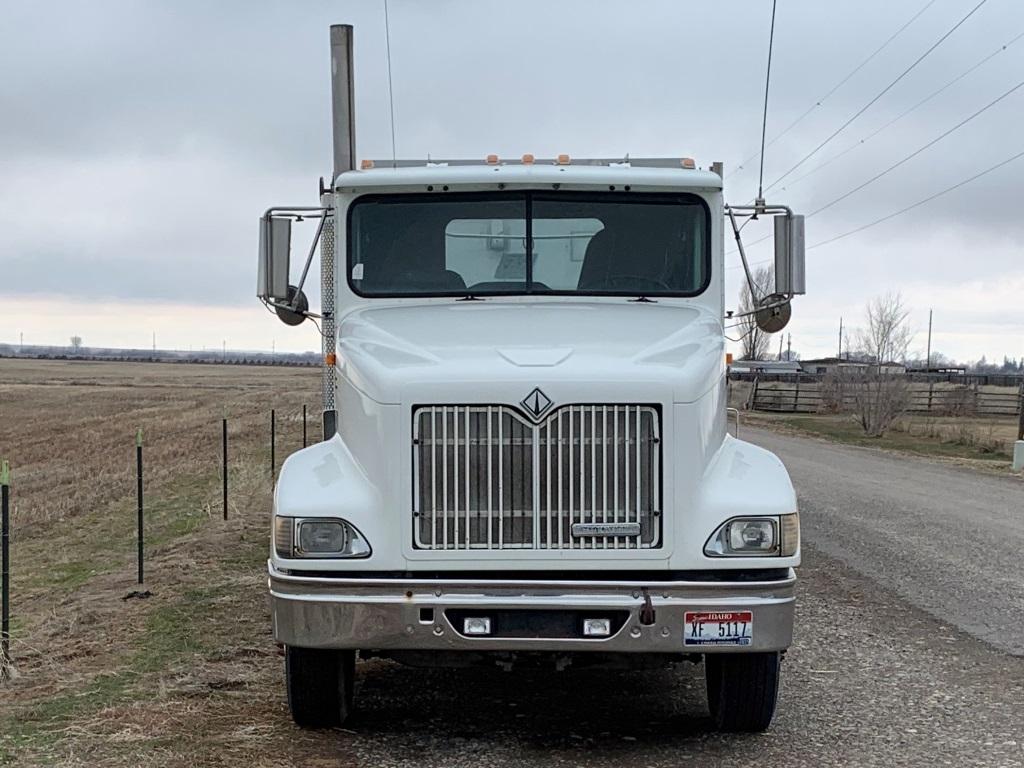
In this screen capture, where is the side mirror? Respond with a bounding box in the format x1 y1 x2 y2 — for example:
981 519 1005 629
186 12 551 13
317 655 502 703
257 215 292 302
774 214 805 296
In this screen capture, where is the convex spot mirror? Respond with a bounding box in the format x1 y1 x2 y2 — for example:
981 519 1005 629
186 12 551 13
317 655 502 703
755 294 792 333
276 285 309 327
773 214 805 296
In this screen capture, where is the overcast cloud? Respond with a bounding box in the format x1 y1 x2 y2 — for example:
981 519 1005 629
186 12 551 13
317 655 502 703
1 0 1022 361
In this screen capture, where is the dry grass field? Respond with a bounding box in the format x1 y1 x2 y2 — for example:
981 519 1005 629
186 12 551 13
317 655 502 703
0 359 356 766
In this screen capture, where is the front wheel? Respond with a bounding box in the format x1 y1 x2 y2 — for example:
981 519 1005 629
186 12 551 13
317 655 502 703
285 646 355 728
704 651 780 732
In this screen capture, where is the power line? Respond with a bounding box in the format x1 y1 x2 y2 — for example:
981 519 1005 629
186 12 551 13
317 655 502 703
773 27 1024 194
757 0 778 201
729 146 1024 269
730 0 939 179
726 66 1024 266
807 148 1024 250
765 0 989 190
808 76 1024 217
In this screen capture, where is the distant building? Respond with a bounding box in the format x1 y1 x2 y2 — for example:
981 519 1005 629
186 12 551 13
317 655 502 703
877 361 907 375
800 357 868 376
906 365 968 375
729 359 802 375
800 357 907 376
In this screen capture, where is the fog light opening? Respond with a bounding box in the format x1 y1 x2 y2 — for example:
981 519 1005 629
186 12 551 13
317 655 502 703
582 618 612 637
463 617 492 636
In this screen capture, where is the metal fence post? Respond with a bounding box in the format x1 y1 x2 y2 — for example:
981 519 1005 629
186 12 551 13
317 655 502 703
1017 383 1024 442
1014 384 1024 472
136 429 144 586
270 409 276 484
302 404 308 448
1 460 10 677
222 418 228 521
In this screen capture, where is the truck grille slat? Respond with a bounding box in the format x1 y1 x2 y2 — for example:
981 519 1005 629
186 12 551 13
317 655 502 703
413 404 661 551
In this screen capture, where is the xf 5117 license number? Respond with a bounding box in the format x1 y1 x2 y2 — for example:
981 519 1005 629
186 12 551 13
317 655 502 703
683 611 753 646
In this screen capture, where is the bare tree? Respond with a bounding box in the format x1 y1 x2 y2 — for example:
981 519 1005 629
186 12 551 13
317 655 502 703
69 336 83 352
737 266 775 361
857 291 914 368
850 292 914 436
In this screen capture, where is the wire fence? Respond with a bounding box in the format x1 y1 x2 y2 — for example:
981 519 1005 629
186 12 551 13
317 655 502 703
738 374 1024 418
0 402 318 679
749 382 1023 417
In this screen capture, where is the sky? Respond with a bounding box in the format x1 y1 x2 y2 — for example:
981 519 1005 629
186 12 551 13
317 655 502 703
1 0 1022 363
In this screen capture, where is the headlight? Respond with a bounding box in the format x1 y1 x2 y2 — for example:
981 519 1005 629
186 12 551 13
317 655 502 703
704 513 799 557
274 517 371 559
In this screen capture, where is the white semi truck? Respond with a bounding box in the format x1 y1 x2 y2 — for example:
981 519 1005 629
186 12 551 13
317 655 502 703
258 25 804 732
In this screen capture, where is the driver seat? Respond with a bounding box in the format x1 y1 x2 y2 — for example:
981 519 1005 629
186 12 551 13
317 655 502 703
576 229 617 290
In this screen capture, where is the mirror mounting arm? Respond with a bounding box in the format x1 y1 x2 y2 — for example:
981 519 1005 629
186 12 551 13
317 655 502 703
292 210 329 311
726 205 761 305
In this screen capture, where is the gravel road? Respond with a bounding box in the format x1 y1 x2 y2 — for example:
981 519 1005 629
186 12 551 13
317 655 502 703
321 431 1024 767
746 426 1024 656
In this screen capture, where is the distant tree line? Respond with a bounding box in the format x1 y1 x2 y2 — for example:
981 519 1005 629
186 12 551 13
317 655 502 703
0 343 319 368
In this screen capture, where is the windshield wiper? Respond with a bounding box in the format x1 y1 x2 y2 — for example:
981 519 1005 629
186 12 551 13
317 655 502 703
456 294 484 302
629 295 657 303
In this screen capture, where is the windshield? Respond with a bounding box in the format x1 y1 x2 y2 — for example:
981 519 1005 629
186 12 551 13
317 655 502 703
348 191 710 297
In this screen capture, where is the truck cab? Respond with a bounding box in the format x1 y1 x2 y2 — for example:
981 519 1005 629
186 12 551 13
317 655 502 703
258 25 802 733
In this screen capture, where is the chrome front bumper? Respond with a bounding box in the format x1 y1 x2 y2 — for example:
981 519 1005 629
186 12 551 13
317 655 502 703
269 564 796 654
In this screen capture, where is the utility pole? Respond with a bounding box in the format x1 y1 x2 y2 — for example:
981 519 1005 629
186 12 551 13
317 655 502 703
152 331 156 353
926 309 933 371
19 332 23 354
222 340 226 361
786 333 792 362
838 317 843 360
778 335 784 361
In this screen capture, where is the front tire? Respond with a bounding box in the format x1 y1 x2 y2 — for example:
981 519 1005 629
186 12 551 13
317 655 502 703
285 646 355 728
704 651 780 732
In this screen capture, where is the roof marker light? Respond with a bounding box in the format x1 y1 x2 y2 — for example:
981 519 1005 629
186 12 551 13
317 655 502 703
360 159 375 170
521 153 535 165
486 154 499 165
557 153 571 165
681 157 696 169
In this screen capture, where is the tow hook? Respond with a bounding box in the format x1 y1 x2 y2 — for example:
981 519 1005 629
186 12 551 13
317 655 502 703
639 587 656 626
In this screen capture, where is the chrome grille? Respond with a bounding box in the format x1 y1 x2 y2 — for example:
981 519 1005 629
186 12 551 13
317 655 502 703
412 405 661 550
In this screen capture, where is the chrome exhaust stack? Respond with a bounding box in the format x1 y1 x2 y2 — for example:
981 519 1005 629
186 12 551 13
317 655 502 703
321 24 356 440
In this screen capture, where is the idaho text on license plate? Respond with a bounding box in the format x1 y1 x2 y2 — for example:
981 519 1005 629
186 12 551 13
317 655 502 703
683 611 753 646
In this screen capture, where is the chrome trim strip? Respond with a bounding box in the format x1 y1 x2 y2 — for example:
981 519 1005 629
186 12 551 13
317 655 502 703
268 562 797 591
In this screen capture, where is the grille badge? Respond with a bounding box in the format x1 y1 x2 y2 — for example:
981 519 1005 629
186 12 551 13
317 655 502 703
572 522 642 537
521 387 553 420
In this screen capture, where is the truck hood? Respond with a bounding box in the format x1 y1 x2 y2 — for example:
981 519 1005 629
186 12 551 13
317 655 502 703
337 301 725 406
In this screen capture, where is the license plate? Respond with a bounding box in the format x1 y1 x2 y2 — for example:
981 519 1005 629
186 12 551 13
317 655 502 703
684 611 753 646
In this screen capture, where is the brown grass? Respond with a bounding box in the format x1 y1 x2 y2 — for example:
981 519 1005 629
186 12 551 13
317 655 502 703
0 359 354 766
